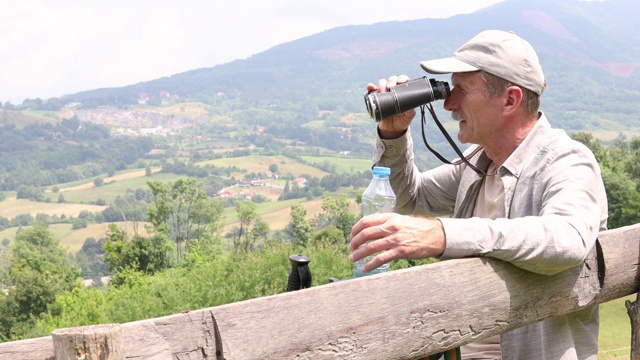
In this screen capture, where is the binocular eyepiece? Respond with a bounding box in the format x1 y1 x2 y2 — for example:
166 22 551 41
364 77 450 122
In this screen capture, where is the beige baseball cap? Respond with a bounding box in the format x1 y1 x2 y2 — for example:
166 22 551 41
420 30 546 95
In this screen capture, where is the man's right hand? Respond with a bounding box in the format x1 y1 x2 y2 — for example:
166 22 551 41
367 75 416 139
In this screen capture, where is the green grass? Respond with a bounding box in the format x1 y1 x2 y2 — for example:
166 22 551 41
46 173 185 204
301 120 325 129
47 168 159 191
599 295 634 359
299 155 372 174
0 109 58 128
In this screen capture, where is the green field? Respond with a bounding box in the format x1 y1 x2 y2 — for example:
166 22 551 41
45 172 184 204
599 295 634 359
0 109 58 128
299 155 372 174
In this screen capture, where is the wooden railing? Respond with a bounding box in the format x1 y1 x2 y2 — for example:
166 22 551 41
0 223 639 359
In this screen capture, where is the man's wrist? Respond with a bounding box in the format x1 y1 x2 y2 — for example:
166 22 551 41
377 126 407 140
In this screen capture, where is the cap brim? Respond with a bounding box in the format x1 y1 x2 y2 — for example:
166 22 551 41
420 57 479 74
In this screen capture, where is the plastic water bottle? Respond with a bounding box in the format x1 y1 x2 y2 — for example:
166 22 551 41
354 166 396 278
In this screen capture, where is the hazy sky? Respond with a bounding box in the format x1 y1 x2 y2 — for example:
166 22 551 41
0 0 506 104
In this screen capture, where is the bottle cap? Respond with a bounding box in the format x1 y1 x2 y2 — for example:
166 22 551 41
372 166 391 176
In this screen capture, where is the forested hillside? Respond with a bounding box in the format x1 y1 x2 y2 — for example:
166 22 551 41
54 0 640 132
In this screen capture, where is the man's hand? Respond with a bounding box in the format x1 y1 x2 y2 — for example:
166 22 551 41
367 75 416 139
348 213 446 273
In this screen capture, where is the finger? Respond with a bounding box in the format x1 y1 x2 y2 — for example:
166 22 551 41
397 74 410 84
349 213 391 250
361 252 391 273
377 78 388 92
359 244 401 273
348 239 372 262
349 226 395 263
349 218 368 249
349 223 379 253
387 75 399 88
401 108 417 120
366 83 378 92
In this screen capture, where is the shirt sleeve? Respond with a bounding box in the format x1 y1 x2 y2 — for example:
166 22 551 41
439 145 607 276
373 128 460 217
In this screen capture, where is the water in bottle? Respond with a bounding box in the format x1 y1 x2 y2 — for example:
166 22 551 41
354 166 396 278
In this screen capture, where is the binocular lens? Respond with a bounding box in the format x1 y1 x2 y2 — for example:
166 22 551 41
364 77 450 122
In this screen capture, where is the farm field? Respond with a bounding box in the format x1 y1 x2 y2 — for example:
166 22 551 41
0 197 106 220
0 221 151 254
45 172 183 204
55 168 162 192
0 109 58 128
221 196 359 234
196 155 328 179
299 156 371 174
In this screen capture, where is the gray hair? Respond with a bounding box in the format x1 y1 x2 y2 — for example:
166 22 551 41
479 71 540 116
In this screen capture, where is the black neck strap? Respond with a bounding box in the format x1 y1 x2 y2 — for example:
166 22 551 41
419 103 488 177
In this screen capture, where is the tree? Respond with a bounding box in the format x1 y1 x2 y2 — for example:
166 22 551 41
316 195 358 242
286 204 313 247
268 163 278 174
231 201 269 253
573 132 640 228
600 168 640 229
75 238 108 279
0 223 79 340
102 224 173 281
147 179 224 260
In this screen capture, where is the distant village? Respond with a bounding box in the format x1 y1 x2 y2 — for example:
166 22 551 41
217 177 307 201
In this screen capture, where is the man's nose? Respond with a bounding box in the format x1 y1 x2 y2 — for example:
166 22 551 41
443 96 455 112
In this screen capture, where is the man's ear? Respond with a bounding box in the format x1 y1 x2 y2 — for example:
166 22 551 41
503 86 523 115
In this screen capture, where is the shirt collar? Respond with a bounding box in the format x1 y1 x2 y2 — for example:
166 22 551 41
500 111 550 178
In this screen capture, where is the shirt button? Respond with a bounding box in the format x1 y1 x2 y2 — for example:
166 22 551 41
388 145 394 149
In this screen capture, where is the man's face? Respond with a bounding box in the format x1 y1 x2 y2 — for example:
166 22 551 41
443 72 503 146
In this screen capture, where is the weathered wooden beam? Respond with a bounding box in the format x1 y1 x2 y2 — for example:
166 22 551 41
52 323 124 360
0 223 638 360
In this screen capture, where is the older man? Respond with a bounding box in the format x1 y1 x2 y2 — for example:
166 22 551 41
349 30 608 359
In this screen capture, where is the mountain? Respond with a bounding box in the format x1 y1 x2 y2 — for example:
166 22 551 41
62 0 640 132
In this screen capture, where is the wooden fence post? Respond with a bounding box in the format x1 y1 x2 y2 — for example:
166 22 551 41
626 290 640 360
51 323 124 360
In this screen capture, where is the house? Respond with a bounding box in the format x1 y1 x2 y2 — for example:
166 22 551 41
293 177 308 188
239 190 253 200
137 93 149 104
218 190 234 198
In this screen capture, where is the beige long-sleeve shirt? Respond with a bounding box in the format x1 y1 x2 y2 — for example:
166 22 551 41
373 113 608 360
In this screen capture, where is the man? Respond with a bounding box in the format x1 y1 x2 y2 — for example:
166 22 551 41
349 30 608 359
